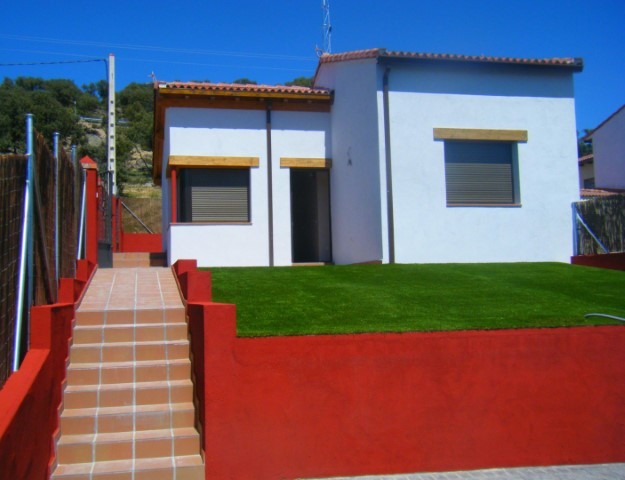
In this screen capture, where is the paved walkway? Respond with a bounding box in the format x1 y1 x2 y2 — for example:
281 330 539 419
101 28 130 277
312 463 625 479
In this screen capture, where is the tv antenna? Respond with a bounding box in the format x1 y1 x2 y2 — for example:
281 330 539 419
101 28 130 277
317 0 332 56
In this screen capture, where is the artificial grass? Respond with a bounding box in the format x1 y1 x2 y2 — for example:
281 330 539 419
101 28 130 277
208 263 625 337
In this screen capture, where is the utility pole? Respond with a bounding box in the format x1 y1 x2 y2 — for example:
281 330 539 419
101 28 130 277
107 53 116 195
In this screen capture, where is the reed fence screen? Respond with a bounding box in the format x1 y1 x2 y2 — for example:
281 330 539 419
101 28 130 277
0 132 80 388
574 195 625 255
0 153 27 388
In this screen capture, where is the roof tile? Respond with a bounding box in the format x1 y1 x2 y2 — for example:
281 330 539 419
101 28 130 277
157 81 331 96
318 48 583 70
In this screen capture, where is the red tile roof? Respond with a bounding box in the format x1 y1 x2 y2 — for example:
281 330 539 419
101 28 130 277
580 188 625 198
156 81 331 97
318 48 583 70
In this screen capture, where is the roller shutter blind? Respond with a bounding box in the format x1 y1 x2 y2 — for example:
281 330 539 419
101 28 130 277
182 169 249 222
444 142 515 205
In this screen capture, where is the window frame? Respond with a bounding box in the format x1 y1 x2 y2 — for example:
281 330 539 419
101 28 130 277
434 128 526 207
179 167 252 223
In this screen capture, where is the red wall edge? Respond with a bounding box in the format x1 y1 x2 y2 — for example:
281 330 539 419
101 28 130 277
571 253 625 271
120 232 163 253
0 262 95 479
173 260 625 480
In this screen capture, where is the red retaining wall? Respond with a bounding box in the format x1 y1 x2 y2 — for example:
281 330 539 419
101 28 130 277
119 232 163 253
174 260 625 480
0 260 95 479
571 253 625 271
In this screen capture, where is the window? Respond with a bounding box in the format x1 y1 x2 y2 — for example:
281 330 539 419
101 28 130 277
444 141 519 205
583 177 595 189
179 168 250 222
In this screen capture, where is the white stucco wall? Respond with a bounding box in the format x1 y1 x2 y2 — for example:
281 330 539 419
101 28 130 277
383 63 580 263
162 107 330 267
164 107 269 267
592 106 625 189
315 59 385 264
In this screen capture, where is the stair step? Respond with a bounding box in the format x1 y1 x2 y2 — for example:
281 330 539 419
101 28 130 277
76 307 186 326
67 358 192 386
72 322 188 344
51 454 204 479
64 379 194 409
69 340 191 364
57 427 200 464
61 402 196 435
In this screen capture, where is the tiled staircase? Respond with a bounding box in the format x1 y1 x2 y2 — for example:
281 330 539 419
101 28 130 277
51 267 204 480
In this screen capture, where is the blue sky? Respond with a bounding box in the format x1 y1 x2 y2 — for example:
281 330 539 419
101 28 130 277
1 0 623 132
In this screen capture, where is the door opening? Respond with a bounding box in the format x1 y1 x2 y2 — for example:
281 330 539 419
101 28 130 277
290 169 331 264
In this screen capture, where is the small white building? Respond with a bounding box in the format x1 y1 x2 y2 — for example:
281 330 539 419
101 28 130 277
583 104 625 190
153 48 583 267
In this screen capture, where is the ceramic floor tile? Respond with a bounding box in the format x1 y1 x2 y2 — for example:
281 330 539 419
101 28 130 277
59 267 203 477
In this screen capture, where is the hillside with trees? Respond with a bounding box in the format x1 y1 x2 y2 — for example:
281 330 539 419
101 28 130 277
0 76 155 193
0 75 317 195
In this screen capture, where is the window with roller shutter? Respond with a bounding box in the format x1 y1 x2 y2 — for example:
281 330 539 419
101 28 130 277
443 141 519 206
179 169 250 222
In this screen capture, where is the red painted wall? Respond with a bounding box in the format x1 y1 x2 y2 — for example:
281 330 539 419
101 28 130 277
0 260 95 479
572 253 625 271
174 260 625 480
120 232 163 253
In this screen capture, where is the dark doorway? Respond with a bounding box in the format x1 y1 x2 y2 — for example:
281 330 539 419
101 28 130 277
290 169 331 263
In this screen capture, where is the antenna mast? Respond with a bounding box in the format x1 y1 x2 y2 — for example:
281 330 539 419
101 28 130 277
322 0 332 54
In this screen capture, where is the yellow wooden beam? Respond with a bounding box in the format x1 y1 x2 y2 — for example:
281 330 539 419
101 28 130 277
159 86 332 102
167 155 260 175
280 157 332 169
433 128 528 142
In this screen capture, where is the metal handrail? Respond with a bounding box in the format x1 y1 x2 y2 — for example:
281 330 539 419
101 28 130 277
77 169 87 260
575 211 609 254
12 115 34 372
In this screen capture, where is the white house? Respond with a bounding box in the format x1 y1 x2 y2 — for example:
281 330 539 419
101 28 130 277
583 104 625 190
578 154 595 189
153 48 583 267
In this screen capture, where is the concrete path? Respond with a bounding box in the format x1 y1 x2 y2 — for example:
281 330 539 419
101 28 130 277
311 463 625 479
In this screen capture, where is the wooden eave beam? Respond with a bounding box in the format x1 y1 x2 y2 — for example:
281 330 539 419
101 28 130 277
280 157 332 169
433 128 528 142
157 87 333 102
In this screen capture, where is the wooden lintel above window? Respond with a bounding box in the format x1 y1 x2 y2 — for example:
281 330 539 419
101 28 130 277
280 157 332 169
168 155 259 175
433 128 528 142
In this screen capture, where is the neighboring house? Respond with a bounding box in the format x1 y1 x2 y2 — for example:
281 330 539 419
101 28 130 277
583 103 625 190
578 153 595 189
153 48 583 267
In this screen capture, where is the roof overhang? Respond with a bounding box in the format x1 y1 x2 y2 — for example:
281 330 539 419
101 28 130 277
152 83 333 184
313 48 583 85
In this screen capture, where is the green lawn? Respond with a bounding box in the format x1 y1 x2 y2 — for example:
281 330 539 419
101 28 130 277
208 263 625 337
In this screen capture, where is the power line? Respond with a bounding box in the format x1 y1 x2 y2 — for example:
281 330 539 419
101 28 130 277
0 33 313 62
0 58 106 67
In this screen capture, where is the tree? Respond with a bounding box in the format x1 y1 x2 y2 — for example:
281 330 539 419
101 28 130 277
44 79 83 108
82 80 108 104
118 82 153 113
232 78 257 85
284 76 313 87
0 86 30 152
578 130 593 157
